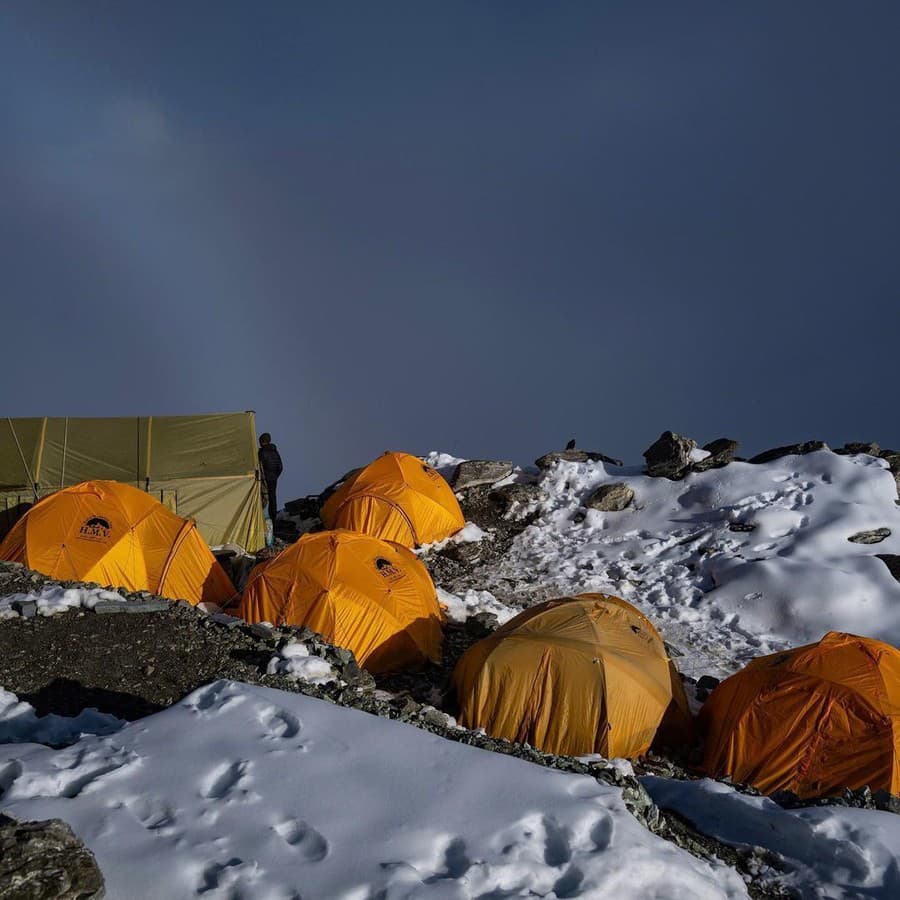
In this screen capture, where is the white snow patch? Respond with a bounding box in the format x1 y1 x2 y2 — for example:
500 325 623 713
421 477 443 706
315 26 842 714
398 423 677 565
266 641 340 685
0 680 747 899
643 777 900 899
477 450 900 676
0 586 129 618
438 586 518 624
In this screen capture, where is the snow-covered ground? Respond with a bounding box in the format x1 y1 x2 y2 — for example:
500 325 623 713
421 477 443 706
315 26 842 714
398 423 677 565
0 680 746 899
643 777 900 899
2 445 900 897
473 449 900 677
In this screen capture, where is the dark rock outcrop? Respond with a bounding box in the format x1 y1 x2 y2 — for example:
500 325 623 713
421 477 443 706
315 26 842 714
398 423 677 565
535 449 624 469
643 431 696 479
0 815 105 899
748 441 827 465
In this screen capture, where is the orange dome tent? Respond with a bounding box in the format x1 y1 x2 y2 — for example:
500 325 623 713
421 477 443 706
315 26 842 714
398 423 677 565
699 632 900 798
451 594 693 758
0 480 235 605
320 452 464 548
237 530 443 673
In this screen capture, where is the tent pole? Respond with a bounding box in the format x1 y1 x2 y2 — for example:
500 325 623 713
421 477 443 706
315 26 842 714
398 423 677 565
60 417 68 490
7 418 38 503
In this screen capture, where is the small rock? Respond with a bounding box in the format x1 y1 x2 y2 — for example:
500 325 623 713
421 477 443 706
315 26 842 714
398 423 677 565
748 441 827 465
696 675 720 693
93 601 125 615
10 600 36 619
643 431 696 479
249 623 274 640
536 449 624 469
124 600 170 614
210 613 242 629
450 460 514 491
728 522 756 533
848 528 891 545
437 541 482 564
0 816 105 899
584 483 634 512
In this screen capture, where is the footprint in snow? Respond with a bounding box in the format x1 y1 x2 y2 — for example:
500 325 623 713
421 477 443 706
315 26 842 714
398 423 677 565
273 818 330 862
200 759 253 801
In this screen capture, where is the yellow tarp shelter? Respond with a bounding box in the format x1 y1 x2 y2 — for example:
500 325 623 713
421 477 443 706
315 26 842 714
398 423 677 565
321 451 464 548
1 414 265 551
452 594 693 758
699 632 900 798
237 529 443 673
0 480 236 605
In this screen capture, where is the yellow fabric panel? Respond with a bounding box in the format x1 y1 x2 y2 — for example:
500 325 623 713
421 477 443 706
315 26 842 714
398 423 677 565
237 530 442 673
452 594 692 758
0 480 235 605
321 452 464 547
699 633 900 797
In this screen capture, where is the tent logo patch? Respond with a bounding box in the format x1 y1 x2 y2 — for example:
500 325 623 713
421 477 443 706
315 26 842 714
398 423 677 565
375 557 404 582
79 516 112 542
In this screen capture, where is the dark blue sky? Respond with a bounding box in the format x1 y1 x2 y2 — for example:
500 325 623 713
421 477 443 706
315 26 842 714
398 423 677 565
2 2 899 497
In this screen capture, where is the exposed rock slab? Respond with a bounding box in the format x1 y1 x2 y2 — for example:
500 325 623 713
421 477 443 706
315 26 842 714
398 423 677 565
535 449 623 469
450 459 513 491
585 483 634 512
0 816 105 899
748 441 827 465
848 528 891 545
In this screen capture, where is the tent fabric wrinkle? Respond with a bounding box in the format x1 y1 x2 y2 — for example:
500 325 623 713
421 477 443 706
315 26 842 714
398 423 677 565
321 452 464 548
699 632 900 798
237 529 443 674
451 593 693 759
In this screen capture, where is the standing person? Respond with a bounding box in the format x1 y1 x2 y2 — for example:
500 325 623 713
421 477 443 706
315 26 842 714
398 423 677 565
258 433 283 526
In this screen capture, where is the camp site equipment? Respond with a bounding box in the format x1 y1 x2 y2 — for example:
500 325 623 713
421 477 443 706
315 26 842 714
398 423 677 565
0 480 235 605
1 414 265 551
451 593 693 758
699 631 900 798
320 452 464 548
237 529 443 673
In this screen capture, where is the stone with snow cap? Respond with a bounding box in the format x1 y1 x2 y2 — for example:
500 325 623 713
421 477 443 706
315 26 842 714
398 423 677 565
748 441 828 464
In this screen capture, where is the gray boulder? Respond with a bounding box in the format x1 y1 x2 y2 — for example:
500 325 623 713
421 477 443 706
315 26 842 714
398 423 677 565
848 528 891 545
643 431 696 479
748 441 827 465
535 449 623 469
691 438 739 472
0 816 105 899
585 483 634 512
450 459 513 491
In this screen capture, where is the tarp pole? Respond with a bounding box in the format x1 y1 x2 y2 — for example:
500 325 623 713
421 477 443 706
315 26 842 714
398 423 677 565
33 417 47 486
145 415 153 491
6 418 38 503
60 417 68 490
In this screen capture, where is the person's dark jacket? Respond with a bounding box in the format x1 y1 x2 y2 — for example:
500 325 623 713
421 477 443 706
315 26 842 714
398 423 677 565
258 444 283 484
